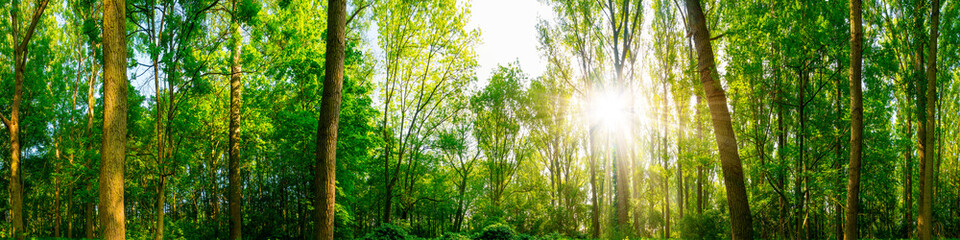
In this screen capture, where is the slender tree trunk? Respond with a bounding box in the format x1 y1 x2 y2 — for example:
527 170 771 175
844 0 864 238
834 62 844 240
6 66 24 240
678 101 685 220
314 0 347 239
55 142 63 238
100 0 128 237
797 71 807 240
685 0 754 238
589 132 601 238
662 82 670 239
454 178 467 232
904 116 914 238
696 94 704 215
156 175 166 240
154 29 167 240
773 47 788 239
85 58 99 239
918 0 939 238
228 0 244 237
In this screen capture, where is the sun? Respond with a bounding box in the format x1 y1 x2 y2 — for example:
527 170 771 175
588 89 631 133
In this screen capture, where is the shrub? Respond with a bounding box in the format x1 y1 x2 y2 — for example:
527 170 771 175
364 223 409 240
513 233 535 240
678 210 727 240
474 223 516 240
439 232 472 240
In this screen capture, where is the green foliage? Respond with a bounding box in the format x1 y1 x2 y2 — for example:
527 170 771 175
364 223 410 240
474 223 516 240
439 232 471 240
678 211 727 240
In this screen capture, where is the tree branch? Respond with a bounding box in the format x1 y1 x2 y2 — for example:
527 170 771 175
346 1 372 26
17 0 51 51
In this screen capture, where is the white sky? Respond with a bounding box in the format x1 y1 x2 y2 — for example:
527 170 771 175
468 0 553 82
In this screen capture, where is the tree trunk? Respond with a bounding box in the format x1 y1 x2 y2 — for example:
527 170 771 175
55 142 63 238
589 132 601 238
678 99 686 220
314 0 347 239
917 0 939 239
156 176 166 240
100 0 128 237
454 178 467 232
228 0 244 237
154 26 167 240
662 83 670 238
684 0 754 238
797 70 807 240
85 58 99 239
697 94 704 215
843 0 864 238
904 116 914 238
834 62 844 240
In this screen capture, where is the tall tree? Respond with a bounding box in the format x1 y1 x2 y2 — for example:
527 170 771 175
844 0 864 238
2 0 50 238
228 0 244 238
374 0 476 223
917 0 939 238
472 64 528 209
684 0 754 239
597 0 643 229
100 0 129 237
314 0 347 239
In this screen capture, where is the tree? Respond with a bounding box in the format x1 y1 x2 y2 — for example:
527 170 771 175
100 0 128 238
228 0 245 238
917 0 939 239
844 0 864 238
2 0 50 238
472 63 528 210
596 0 643 230
374 0 477 224
684 0 754 239
314 0 347 238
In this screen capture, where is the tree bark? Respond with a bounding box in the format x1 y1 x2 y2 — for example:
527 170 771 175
100 0 128 237
843 0 864 238
228 0 244 237
917 0 939 239
314 0 347 239
684 0 754 239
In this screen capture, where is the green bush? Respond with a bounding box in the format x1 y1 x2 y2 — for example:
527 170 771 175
513 233 535 240
364 223 409 240
535 232 572 240
438 232 472 240
474 223 516 240
678 210 727 240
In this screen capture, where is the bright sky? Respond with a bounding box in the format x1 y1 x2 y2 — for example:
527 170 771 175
468 0 553 82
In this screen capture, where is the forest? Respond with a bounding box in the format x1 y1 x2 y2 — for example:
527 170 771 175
1 0 959 239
